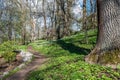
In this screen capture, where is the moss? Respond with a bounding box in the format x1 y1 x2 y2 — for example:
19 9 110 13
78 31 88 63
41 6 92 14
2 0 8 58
86 49 120 68
85 52 98 64
85 48 99 64
99 50 120 65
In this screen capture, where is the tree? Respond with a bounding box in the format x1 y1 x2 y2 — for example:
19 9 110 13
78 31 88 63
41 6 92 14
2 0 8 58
42 0 47 39
83 0 88 44
0 0 28 43
85 0 120 68
89 0 97 29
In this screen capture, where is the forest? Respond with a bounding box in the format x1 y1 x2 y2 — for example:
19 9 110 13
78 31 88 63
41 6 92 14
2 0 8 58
0 0 120 80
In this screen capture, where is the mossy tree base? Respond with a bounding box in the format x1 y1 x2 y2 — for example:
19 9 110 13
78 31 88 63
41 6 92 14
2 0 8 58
85 48 120 68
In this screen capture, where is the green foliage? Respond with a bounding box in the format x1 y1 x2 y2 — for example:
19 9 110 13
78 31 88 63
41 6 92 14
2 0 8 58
2 51 16 62
27 29 120 80
0 41 18 62
17 45 27 51
0 41 18 52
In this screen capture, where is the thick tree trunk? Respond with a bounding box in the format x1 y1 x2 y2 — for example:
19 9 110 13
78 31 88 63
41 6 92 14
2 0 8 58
85 0 120 68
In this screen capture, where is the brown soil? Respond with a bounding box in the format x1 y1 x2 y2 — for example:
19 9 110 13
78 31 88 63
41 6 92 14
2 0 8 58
0 55 23 77
4 46 49 80
0 60 22 75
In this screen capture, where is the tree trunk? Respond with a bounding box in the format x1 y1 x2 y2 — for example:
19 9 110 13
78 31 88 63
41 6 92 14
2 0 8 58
8 24 12 41
85 0 120 68
83 0 88 44
22 26 26 45
42 0 47 39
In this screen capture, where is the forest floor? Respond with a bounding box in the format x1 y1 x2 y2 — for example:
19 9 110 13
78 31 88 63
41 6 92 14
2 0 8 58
27 29 120 80
5 46 49 80
3 29 120 80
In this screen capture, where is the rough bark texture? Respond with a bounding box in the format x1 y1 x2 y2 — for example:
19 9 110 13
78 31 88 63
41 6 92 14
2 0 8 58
42 0 47 39
85 0 120 68
83 0 88 44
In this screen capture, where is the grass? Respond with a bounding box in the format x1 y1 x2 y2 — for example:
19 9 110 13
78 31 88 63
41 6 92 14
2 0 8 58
27 29 120 80
18 45 28 51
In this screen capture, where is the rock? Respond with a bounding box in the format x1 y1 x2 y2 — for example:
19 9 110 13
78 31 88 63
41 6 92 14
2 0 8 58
16 54 23 62
17 63 25 69
23 52 33 62
0 58 6 66
20 51 33 62
0 55 2 58
3 71 9 76
1 63 9 68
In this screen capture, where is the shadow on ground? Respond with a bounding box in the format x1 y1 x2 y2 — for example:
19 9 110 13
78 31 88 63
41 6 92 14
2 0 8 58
56 40 90 55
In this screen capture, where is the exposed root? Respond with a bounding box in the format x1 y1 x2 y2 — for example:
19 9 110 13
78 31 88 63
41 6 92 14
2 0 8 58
85 48 120 69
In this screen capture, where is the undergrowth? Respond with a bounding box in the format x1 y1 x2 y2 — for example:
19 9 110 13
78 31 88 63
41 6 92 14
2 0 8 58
27 29 120 80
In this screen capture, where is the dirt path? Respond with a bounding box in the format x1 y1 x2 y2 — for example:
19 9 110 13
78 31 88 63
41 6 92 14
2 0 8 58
5 46 49 80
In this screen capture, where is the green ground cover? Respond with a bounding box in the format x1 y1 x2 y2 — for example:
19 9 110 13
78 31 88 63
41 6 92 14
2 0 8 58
26 29 119 80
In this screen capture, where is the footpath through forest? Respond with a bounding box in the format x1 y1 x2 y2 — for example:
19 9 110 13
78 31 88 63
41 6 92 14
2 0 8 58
5 46 49 80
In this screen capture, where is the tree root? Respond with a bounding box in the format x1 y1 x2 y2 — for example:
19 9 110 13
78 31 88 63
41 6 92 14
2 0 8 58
85 48 120 69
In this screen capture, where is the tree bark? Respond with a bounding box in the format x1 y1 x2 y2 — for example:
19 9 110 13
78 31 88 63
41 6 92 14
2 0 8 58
85 0 120 68
83 0 88 44
42 0 47 39
7 20 12 41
